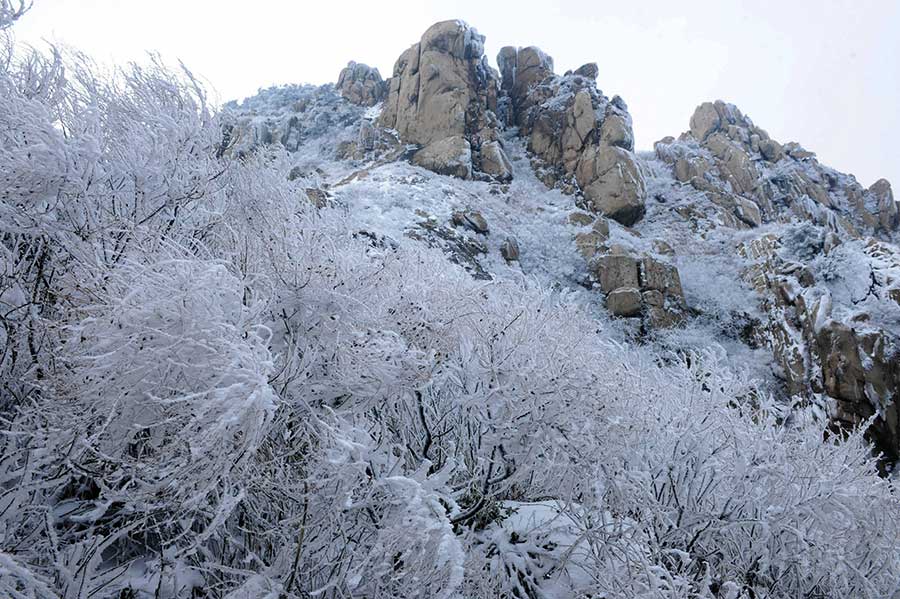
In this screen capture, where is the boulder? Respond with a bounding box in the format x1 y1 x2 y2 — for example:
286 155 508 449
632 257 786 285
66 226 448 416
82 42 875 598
759 138 784 162
573 62 599 80
704 133 759 197
576 145 646 226
599 110 633 151
592 217 610 239
736 197 762 227
784 142 816 160
497 46 519 94
451 209 489 234
337 61 387 107
575 232 606 260
607 288 642 317
593 254 640 293
689 102 721 141
672 155 712 183
868 178 898 231
592 251 687 327
574 216 611 260
479 140 513 181
497 45 646 225
498 45 555 121
569 218 609 261
413 136 472 179
357 119 377 153
644 294 686 328
689 100 763 145
500 237 520 262
640 257 684 297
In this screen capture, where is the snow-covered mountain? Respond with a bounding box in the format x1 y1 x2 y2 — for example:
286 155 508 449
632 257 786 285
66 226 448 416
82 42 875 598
225 21 900 463
3 12 900 599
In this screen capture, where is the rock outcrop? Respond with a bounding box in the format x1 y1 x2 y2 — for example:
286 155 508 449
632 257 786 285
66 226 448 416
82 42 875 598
337 61 387 107
497 46 554 127
411 135 472 179
478 139 513 181
378 20 510 181
220 84 364 158
655 100 899 236
337 22 647 218
735 231 900 466
590 248 687 328
869 178 899 232
817 320 900 464
497 46 645 225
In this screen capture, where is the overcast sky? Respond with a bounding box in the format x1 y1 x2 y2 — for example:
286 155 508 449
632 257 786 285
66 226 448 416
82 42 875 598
13 0 900 188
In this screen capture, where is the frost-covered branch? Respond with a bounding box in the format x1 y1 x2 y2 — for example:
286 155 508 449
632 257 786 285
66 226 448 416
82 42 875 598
0 0 30 29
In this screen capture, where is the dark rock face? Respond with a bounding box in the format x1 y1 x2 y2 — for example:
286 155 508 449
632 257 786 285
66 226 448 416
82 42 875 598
816 322 900 465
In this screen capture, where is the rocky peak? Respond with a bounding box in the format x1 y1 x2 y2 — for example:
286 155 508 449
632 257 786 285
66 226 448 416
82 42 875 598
656 100 899 237
494 45 646 225
378 20 507 181
336 61 387 107
569 62 599 80
650 99 900 466
496 45 555 126
688 100 764 143
869 178 898 231
370 25 648 225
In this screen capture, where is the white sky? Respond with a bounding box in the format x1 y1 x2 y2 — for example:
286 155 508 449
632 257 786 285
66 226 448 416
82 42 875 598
13 0 900 188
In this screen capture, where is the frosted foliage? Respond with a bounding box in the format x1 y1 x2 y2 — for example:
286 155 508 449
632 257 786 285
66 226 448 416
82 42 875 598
59 256 277 501
1 17 899 599
0 0 29 29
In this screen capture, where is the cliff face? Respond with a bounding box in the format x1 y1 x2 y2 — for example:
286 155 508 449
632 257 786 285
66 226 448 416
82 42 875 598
652 101 900 462
223 19 900 465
